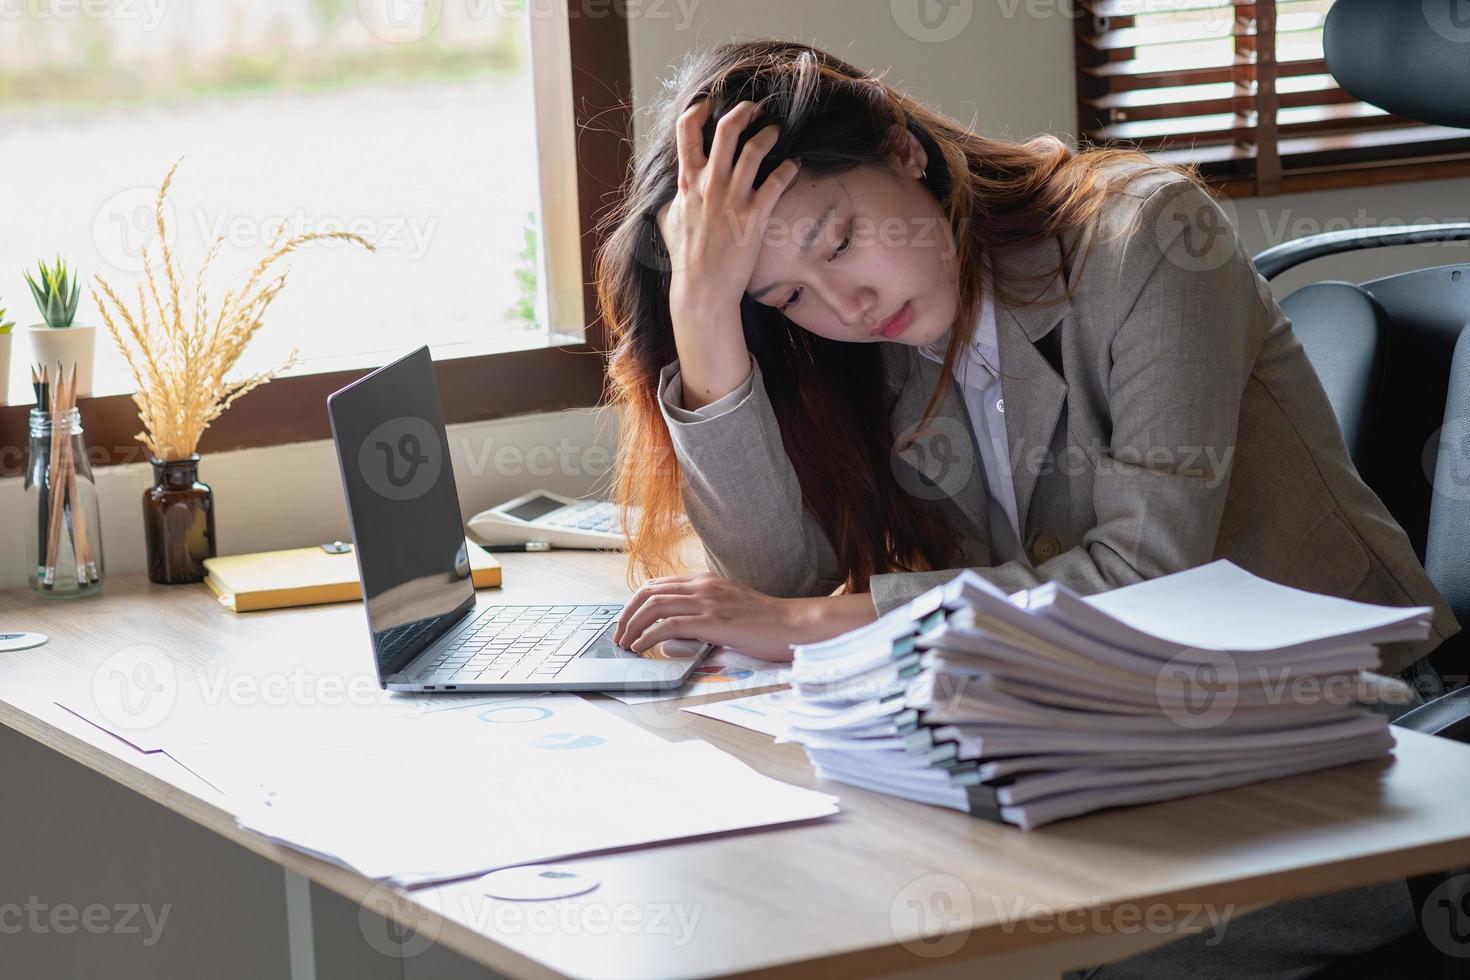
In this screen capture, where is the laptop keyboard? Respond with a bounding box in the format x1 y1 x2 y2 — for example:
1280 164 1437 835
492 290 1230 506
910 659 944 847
407 604 623 686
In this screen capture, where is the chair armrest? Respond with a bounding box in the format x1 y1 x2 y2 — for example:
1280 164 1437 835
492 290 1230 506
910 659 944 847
1252 223 1470 281
1392 685 1470 743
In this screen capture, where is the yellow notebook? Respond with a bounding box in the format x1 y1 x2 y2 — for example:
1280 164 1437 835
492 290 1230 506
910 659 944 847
203 539 502 613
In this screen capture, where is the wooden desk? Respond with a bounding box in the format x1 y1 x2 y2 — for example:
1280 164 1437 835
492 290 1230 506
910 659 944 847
3 551 1470 979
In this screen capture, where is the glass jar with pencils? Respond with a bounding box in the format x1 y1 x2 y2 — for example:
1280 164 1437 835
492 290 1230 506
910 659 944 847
23 405 105 598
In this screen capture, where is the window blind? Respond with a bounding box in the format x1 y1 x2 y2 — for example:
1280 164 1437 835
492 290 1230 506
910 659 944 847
1074 0 1470 194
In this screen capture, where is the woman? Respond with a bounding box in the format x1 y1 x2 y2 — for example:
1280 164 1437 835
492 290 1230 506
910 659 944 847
599 39 1456 683
592 39 1458 978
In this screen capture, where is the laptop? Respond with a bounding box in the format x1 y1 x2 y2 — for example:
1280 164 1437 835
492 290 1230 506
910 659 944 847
327 345 715 692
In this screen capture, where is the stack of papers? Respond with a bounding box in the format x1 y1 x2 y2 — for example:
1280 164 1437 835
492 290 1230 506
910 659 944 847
787 560 1429 829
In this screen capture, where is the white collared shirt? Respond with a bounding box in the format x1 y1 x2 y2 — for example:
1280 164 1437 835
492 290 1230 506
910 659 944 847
662 285 1030 569
913 285 1031 569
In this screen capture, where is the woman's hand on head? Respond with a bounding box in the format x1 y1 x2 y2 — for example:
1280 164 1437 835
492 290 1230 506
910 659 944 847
613 570 870 663
656 98 803 315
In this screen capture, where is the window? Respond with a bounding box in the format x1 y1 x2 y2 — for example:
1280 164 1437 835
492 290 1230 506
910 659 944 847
0 0 623 470
1074 0 1470 195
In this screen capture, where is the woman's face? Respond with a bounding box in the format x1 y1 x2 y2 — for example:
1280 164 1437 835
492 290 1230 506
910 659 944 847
744 133 960 346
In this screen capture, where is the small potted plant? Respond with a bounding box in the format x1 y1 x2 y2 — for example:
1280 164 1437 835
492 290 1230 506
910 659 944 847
24 256 95 396
0 305 13 404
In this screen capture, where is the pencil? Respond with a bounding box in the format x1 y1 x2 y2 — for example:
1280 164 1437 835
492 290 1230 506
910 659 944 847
43 364 66 587
32 365 48 578
62 365 94 584
58 364 89 585
68 453 95 585
43 363 75 589
59 371 77 581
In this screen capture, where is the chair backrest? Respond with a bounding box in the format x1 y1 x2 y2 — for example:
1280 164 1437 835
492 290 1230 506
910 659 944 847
1324 0 1470 129
1281 263 1470 669
1273 0 1470 689
1425 328 1470 632
1280 282 1385 467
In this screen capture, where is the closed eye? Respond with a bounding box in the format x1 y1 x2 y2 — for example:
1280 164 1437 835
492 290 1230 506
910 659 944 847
778 233 851 313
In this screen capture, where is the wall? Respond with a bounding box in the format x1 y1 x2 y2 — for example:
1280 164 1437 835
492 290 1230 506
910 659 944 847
0 407 617 592
1230 178 1470 300
628 0 1078 151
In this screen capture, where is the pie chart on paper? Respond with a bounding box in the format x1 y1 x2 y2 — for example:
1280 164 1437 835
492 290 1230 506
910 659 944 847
688 665 756 685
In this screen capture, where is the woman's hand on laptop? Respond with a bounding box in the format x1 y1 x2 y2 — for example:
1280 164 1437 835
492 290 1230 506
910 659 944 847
613 570 878 662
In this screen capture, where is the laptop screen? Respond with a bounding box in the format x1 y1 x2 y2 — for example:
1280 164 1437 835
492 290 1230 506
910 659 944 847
327 346 475 679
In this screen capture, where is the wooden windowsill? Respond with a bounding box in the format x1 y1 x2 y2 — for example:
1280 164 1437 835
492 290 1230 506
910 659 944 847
1209 156 1470 198
0 343 612 479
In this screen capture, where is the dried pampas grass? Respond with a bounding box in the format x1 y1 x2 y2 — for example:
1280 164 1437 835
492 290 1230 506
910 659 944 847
92 160 376 462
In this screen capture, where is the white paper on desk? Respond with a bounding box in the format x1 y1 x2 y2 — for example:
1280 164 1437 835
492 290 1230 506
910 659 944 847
0 695 233 808
681 689 794 738
244 739 838 886
52 701 176 756
604 649 790 705
167 693 659 783
1034 559 1431 657
56 676 532 757
167 695 839 885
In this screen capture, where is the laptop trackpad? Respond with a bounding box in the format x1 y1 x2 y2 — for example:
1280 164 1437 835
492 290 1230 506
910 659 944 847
579 630 704 660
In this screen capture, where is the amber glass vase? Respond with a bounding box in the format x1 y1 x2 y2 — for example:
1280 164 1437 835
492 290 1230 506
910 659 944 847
143 454 217 584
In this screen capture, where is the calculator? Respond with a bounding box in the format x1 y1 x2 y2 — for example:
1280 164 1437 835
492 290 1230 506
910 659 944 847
466 490 633 550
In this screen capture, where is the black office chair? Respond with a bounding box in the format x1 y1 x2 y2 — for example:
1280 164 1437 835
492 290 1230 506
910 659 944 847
1247 1 1470 975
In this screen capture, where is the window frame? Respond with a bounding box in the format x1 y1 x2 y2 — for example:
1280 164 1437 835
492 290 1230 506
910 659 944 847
0 2 628 478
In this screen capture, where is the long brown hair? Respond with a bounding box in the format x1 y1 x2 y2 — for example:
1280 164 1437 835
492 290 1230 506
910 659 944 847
594 39 1204 595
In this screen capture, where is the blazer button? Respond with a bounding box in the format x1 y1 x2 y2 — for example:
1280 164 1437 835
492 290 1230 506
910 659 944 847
1031 533 1061 563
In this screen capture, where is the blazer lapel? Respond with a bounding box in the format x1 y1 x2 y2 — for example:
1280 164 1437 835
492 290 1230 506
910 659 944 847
883 342 991 545
994 233 1072 537
881 230 1073 551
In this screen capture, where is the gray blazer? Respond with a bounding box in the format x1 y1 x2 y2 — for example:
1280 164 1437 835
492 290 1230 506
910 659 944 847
654 166 1459 675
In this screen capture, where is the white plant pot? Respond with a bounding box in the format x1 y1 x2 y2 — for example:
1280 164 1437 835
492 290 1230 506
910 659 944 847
26 324 96 397
0 331 10 404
